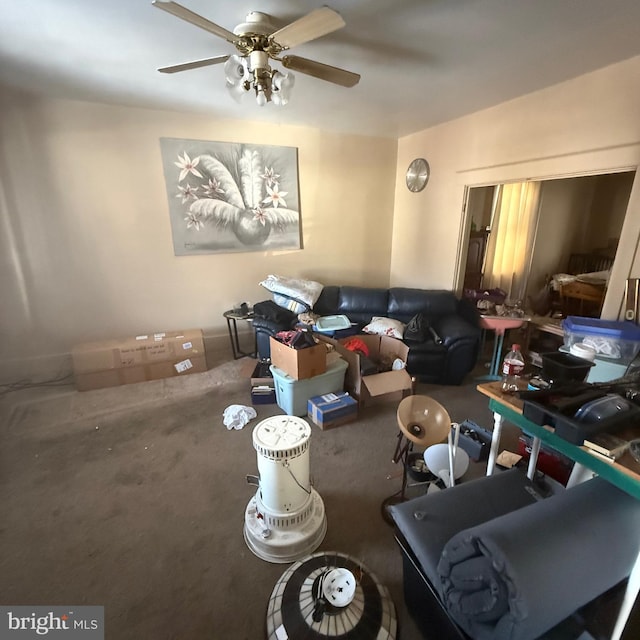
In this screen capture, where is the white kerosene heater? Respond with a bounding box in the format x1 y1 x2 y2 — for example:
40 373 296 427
244 415 327 563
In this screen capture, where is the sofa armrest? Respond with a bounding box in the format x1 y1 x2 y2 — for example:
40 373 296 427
457 297 482 327
432 314 481 348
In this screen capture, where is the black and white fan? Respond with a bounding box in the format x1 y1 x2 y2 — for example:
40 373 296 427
152 1 360 105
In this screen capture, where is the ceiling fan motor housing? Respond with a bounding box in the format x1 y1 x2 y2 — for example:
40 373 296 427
233 11 275 37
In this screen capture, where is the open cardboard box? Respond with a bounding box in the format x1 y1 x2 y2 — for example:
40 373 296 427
269 336 327 380
316 334 412 405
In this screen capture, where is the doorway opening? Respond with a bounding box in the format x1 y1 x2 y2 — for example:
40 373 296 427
460 170 635 319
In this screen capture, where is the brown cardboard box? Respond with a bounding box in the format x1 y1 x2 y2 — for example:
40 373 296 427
250 360 273 387
269 336 327 380
316 334 412 405
72 329 207 391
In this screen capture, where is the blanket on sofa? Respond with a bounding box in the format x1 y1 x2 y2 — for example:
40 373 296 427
437 477 640 640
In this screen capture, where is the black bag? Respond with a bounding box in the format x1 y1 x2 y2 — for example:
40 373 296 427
253 300 297 326
403 312 429 343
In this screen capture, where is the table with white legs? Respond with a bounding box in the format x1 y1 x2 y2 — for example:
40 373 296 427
477 381 640 640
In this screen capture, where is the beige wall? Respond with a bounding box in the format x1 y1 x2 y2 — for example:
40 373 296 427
391 55 640 318
0 89 397 380
5 54 640 383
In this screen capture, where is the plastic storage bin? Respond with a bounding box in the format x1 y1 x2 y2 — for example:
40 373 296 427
270 358 348 417
540 351 595 384
562 316 640 360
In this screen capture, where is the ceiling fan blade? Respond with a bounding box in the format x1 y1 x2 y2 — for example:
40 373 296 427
270 7 345 49
282 55 360 88
152 1 237 44
158 55 230 74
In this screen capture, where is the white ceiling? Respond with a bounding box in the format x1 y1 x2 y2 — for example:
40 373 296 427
2 0 640 139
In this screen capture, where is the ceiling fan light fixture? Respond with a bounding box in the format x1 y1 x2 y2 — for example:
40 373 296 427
272 70 295 106
223 54 247 83
153 3 359 109
224 54 251 102
253 68 272 106
256 87 268 107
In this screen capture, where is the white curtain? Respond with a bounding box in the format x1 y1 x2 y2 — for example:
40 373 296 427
484 181 541 304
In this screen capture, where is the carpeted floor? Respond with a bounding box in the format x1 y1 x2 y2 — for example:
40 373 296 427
0 354 520 640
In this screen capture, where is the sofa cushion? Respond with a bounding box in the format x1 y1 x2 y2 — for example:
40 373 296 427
388 289 459 322
313 286 340 316
336 286 389 325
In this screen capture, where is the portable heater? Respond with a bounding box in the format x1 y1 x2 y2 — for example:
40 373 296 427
244 415 326 563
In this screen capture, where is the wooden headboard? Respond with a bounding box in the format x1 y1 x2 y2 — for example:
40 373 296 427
567 251 615 275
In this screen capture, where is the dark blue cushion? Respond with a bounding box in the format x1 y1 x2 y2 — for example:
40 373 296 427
388 289 459 322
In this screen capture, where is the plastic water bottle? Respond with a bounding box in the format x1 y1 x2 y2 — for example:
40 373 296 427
501 344 525 393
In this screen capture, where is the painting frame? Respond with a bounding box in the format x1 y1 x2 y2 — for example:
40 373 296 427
159 137 302 256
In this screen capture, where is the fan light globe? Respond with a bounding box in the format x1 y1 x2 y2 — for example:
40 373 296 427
224 55 250 102
224 54 245 82
272 71 295 106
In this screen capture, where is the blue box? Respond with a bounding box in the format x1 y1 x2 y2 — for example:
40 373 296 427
308 391 358 430
562 316 640 360
270 358 348 417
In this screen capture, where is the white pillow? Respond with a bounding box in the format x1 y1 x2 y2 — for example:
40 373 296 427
259 274 324 314
362 316 406 339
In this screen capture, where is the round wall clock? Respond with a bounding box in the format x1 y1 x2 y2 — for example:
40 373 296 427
405 158 430 192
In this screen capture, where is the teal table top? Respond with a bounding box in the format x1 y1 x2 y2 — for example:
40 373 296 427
478 382 640 500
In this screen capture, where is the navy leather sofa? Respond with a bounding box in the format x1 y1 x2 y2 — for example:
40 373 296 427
252 286 481 385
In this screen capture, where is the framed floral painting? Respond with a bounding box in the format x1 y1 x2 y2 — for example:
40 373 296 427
159 138 301 255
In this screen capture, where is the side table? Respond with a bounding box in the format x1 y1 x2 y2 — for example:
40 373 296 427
223 308 256 359
477 315 528 381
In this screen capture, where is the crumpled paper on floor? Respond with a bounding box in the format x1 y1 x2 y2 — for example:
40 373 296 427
223 404 257 430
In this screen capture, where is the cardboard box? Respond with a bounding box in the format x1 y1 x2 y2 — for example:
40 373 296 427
250 360 273 386
72 329 206 391
269 336 327 380
307 391 358 430
316 334 412 406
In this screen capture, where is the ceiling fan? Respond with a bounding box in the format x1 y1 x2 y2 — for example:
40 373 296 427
152 1 360 106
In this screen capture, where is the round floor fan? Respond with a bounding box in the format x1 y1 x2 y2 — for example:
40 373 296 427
152 1 360 105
